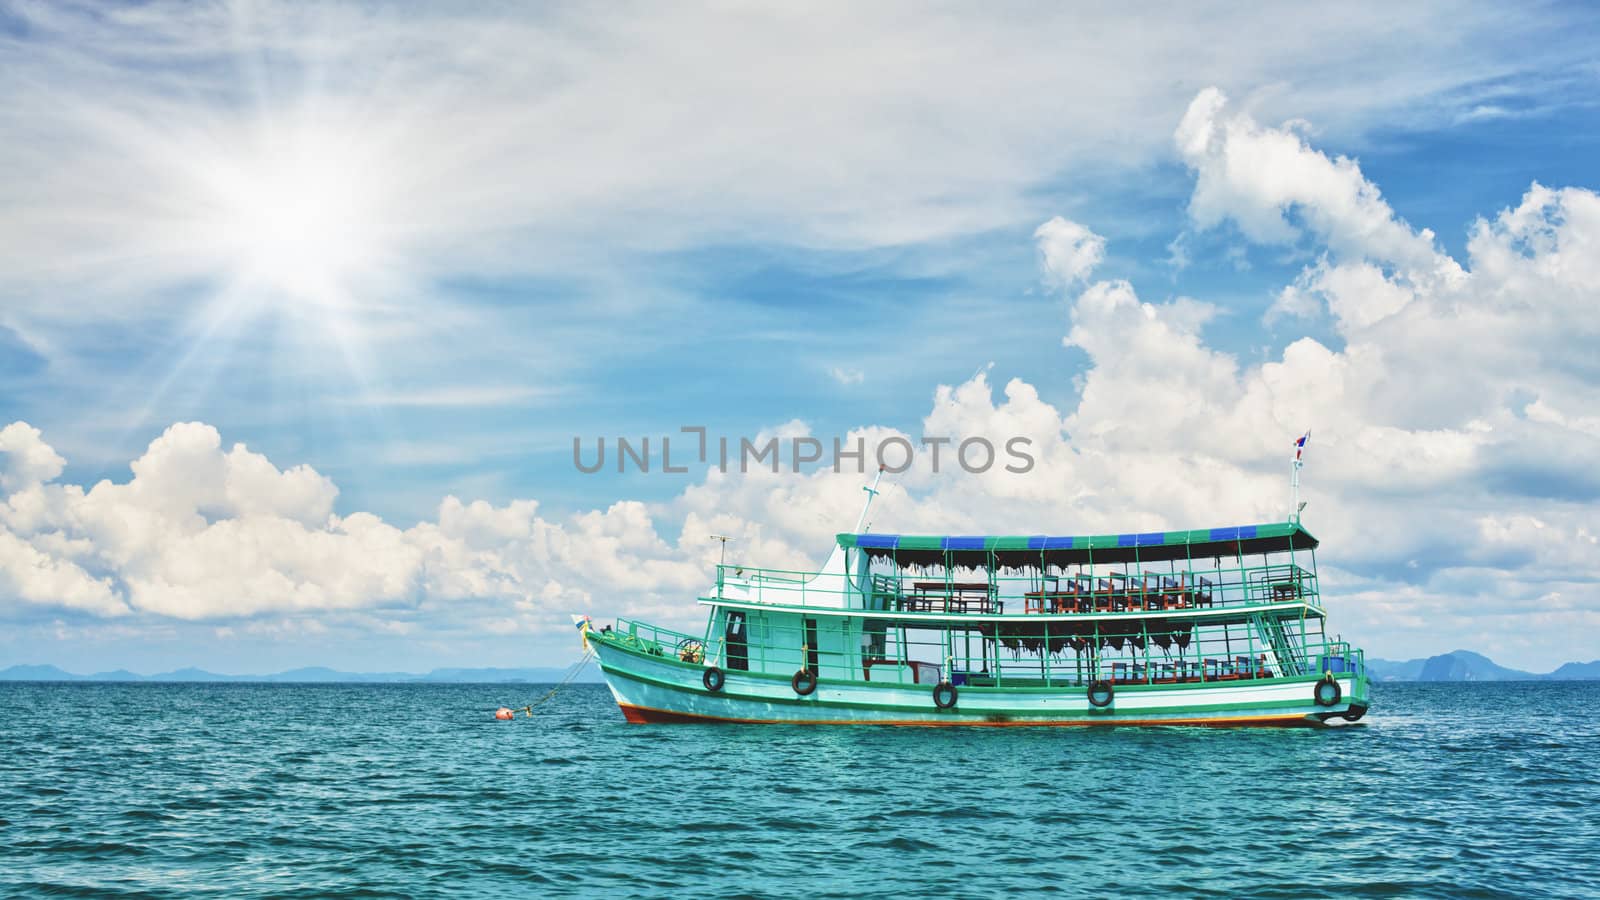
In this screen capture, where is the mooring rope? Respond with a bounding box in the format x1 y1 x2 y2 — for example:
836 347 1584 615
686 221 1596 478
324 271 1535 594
502 649 595 718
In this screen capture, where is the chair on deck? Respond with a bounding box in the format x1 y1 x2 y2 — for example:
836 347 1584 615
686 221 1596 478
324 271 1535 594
1068 576 1092 613
1270 579 1301 602
1027 576 1064 614
1047 580 1076 613
1142 573 1166 610
1162 574 1192 610
1108 574 1133 612
1094 579 1113 612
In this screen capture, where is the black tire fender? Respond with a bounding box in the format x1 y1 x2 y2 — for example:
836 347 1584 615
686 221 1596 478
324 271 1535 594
1088 679 1114 708
792 669 817 696
702 666 724 693
1314 675 1342 707
932 681 958 710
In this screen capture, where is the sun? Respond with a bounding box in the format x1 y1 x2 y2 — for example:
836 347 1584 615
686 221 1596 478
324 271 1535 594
142 115 411 415
200 126 392 311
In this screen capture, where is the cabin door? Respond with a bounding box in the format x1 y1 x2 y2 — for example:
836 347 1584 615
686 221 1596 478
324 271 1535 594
724 611 749 671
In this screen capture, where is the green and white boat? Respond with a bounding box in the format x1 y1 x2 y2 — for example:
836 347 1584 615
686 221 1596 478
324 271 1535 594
581 484 1369 727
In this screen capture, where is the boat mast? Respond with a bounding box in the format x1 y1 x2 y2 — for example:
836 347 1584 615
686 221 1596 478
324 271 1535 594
1290 457 1300 524
853 465 886 534
1290 430 1310 524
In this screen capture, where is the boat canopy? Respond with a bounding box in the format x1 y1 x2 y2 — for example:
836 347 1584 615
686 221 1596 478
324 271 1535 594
836 522 1318 568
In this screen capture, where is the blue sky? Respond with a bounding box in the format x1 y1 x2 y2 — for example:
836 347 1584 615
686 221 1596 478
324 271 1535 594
1 2 1597 673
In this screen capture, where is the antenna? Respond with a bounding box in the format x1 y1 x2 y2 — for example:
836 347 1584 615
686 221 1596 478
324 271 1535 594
710 534 735 567
863 481 894 533
852 466 886 534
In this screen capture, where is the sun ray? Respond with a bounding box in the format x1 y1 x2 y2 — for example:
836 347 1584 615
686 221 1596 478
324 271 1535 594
90 84 421 443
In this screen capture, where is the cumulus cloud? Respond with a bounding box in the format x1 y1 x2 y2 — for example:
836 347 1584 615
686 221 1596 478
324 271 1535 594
0 423 65 491
1034 217 1107 286
0 423 704 625
2 85 1597 668
1177 87 1447 273
646 90 1600 664
0 528 123 617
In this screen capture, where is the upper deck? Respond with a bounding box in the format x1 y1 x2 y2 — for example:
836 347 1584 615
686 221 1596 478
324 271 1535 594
705 521 1325 623
838 521 1317 567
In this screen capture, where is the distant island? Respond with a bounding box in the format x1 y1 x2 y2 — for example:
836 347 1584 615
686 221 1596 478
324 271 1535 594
0 663 605 684
1365 650 1600 682
1 650 1596 683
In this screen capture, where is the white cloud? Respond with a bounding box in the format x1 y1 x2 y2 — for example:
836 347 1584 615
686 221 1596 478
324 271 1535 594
2 2 1591 500
828 367 865 386
0 528 123 617
1279 258 1418 331
0 421 706 627
1176 87 1457 280
0 2 1578 319
2 82 1599 670
1034 217 1107 286
0 422 65 491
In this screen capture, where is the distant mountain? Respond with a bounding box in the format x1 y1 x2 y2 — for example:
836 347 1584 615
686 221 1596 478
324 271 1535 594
1548 660 1600 680
86 669 144 681
1366 657 1429 682
1365 650 1596 682
1416 650 1537 681
0 664 601 684
3 653 1592 685
0 664 80 681
259 667 417 683
415 667 576 683
147 667 233 682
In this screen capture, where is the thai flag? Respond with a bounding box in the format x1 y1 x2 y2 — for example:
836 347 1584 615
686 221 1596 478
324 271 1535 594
1293 430 1310 461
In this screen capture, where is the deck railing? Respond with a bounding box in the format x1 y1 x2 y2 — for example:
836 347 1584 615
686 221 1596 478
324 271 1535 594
713 561 1322 616
601 617 1362 690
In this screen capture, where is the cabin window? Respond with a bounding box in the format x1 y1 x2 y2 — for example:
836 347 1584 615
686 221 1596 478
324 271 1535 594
804 618 819 674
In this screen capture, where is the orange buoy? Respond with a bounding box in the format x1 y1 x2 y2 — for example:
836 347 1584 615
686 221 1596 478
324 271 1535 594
494 707 515 720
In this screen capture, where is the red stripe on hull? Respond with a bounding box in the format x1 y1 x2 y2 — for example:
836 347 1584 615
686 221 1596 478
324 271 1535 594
615 702 1317 728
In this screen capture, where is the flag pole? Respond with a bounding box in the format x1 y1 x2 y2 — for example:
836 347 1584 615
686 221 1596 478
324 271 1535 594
1290 430 1309 524
1290 456 1300 524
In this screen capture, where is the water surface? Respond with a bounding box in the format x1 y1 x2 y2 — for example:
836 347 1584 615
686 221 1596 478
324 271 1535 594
2 681 1596 898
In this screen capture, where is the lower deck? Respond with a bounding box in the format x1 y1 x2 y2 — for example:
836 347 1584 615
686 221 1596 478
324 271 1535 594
590 629 1369 727
605 597 1360 694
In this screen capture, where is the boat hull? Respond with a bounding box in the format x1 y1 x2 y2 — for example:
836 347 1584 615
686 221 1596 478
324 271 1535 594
591 637 1369 727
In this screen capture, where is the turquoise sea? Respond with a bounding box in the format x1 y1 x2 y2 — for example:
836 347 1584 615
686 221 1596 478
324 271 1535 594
2 681 1597 898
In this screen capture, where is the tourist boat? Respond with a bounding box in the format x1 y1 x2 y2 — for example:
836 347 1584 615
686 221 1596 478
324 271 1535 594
579 480 1370 727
